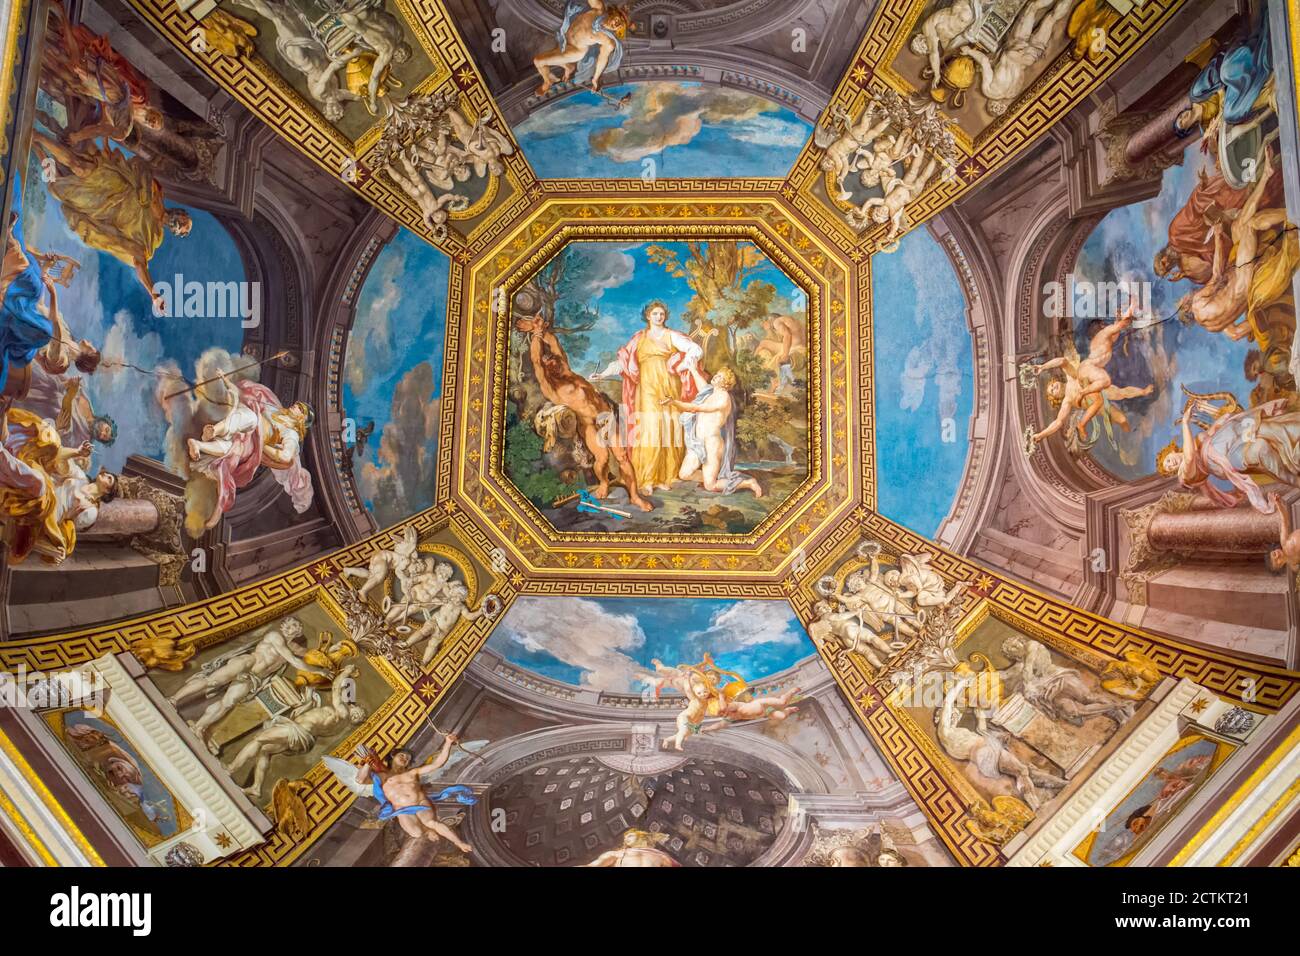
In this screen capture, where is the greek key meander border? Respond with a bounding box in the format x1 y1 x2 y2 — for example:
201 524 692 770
1005 678 1206 865
783 0 1185 254
7 0 1298 867
787 519 1299 866
3 504 1297 866
481 221 827 545
450 199 865 577
122 0 537 255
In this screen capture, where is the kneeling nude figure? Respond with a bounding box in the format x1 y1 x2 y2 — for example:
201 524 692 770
661 366 763 497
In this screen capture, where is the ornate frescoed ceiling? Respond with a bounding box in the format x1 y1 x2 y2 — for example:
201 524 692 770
1 0 1299 876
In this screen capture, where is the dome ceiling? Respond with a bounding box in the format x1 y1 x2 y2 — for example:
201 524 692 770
488 753 788 867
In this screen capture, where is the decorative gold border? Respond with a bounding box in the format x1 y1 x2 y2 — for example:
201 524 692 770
4 476 1298 868
2 0 1297 870
120 0 537 254
1169 724 1300 866
0 0 28 160
784 0 1187 253
489 227 821 544
1068 732 1234 867
41 707 197 850
789 515 1300 867
0 507 516 879
0 727 105 866
450 196 863 580
60 513 520 869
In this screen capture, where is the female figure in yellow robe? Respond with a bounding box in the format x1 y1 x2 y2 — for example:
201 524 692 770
0 408 113 563
597 301 703 492
31 129 191 313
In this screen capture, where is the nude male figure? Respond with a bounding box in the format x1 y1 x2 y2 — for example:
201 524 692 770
227 665 366 797
935 677 1067 810
385 558 453 630
416 581 484 665
1000 636 1133 726
818 98 892 201
854 131 914 190
809 600 898 671
959 0 1076 116
356 737 473 853
167 617 327 754
533 0 628 95
848 148 948 249
1178 150 1286 340
754 314 806 392
584 829 679 867
660 367 763 498
1029 304 1154 444
836 545 921 639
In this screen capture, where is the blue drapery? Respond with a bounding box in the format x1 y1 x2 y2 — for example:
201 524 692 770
0 180 53 393
1190 13 1273 127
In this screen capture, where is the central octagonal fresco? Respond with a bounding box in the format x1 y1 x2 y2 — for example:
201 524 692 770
505 238 809 535
453 197 864 579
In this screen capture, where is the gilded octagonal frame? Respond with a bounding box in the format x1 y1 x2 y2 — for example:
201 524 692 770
446 195 865 583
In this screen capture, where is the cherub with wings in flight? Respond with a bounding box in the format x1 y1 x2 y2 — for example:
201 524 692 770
323 734 486 855
650 654 800 751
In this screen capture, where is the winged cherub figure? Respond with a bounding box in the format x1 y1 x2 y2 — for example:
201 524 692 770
323 734 486 855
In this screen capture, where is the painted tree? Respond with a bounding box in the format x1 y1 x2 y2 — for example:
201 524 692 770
645 241 777 367
516 248 604 364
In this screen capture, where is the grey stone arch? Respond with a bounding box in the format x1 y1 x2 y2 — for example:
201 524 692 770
941 185 1088 598
294 650 931 866
960 80 1300 656
449 722 833 867
308 209 404 545
982 80 1196 530
935 129 1144 603
1038 59 1300 660
1026 127 1166 611
1010 197 1105 516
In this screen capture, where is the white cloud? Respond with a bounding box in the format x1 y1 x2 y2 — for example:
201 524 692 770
730 114 809 149
897 234 966 421
568 244 636 303
516 98 615 138
686 600 803 653
495 596 650 692
95 309 168 473
346 246 406 393
6 228 167 475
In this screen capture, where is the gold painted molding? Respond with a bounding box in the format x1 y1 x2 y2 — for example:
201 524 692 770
0 727 104 866
784 0 1188 254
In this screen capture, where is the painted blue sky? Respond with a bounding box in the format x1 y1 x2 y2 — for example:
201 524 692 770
486 596 814 692
1085 735 1218 866
1073 148 1253 479
534 240 803 375
19 163 245 475
343 228 449 526
515 81 812 179
872 228 973 537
